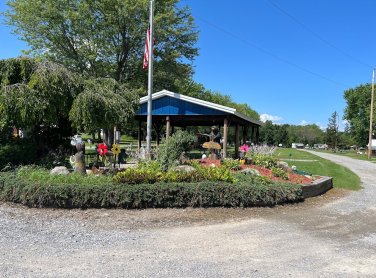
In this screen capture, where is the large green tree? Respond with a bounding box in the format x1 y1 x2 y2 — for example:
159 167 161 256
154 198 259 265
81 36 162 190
5 0 198 90
343 84 374 145
0 57 81 148
0 57 139 148
69 77 140 144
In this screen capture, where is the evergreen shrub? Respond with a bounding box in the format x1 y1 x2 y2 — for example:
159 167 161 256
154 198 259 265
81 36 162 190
156 130 196 171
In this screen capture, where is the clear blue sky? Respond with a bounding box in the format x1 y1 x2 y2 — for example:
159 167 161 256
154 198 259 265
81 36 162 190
1 0 375 130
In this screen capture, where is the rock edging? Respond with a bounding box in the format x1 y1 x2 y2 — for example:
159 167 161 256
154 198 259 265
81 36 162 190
302 176 333 198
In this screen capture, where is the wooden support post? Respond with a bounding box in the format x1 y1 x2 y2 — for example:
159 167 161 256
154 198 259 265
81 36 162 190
251 126 255 144
223 118 228 158
256 127 260 145
235 124 239 158
138 121 142 150
166 116 170 139
154 123 162 146
242 126 247 145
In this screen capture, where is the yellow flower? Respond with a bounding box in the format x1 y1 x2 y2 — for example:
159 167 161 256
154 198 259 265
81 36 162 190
239 159 245 165
111 144 121 155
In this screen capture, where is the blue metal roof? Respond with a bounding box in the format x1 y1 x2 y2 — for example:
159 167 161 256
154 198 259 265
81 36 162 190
137 95 227 116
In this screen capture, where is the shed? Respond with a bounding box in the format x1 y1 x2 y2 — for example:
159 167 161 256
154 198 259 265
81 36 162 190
135 90 262 158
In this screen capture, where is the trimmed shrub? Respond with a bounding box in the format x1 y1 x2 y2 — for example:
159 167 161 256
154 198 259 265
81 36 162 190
0 172 303 209
156 130 196 171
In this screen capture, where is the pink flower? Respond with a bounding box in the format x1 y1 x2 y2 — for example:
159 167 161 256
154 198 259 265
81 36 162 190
240 144 249 153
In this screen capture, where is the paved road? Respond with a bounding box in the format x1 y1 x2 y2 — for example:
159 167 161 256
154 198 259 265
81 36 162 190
1 151 376 277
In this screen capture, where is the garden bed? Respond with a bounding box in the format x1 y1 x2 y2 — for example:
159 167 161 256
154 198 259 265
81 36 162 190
198 159 314 184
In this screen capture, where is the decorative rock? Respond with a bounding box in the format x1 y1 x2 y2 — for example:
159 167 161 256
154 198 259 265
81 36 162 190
50 166 69 175
277 161 289 171
240 168 260 176
172 165 196 172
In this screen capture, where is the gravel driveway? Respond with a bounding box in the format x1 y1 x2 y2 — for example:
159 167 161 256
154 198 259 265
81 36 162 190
1 151 376 277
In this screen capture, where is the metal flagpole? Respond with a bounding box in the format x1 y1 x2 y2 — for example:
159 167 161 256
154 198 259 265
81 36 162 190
146 0 155 155
368 68 375 160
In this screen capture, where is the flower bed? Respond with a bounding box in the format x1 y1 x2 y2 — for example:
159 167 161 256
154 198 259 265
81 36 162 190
198 159 313 185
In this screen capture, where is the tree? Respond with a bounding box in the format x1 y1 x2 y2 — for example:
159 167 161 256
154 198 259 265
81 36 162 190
343 83 374 146
326 111 339 149
5 0 198 90
69 78 140 145
0 57 139 150
259 120 275 145
274 124 289 147
0 57 81 149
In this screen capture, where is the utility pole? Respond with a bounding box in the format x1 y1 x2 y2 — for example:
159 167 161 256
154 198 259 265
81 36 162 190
368 69 375 159
146 0 155 155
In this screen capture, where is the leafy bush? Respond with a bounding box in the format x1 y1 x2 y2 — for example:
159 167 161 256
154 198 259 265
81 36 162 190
194 165 236 183
0 140 38 170
271 167 289 180
252 154 278 169
156 130 196 171
221 158 241 170
113 162 236 184
0 172 303 208
113 168 162 184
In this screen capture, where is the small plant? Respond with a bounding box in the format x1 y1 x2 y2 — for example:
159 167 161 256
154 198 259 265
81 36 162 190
113 160 236 184
221 158 241 170
271 166 289 180
252 154 278 169
113 168 162 184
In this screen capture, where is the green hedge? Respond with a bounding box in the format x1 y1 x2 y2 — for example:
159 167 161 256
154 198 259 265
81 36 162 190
0 173 303 209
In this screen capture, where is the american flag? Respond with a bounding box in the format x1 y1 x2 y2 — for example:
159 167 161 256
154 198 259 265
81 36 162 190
143 27 151 70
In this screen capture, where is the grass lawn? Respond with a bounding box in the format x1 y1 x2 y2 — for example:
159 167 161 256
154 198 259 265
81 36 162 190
275 148 361 191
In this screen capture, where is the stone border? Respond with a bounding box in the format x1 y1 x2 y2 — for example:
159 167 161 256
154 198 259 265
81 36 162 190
301 176 333 198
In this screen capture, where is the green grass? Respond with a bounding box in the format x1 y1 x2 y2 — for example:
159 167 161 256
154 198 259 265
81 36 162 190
275 148 361 191
16 166 113 185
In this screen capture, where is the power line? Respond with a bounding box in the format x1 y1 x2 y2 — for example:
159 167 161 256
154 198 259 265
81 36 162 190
265 0 373 69
195 15 348 87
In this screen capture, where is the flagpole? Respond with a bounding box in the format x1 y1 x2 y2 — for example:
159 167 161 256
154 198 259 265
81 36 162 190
368 68 375 159
146 0 154 155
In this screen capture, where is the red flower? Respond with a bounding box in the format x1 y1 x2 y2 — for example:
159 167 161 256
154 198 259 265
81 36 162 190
97 143 108 156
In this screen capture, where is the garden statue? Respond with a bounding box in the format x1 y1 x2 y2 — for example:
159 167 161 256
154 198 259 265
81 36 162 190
199 126 222 159
74 142 86 175
70 134 86 174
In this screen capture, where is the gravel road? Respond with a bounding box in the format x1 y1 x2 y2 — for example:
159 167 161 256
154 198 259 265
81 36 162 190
1 151 376 277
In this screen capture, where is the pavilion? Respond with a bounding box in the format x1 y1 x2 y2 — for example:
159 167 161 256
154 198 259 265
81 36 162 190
135 90 262 158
